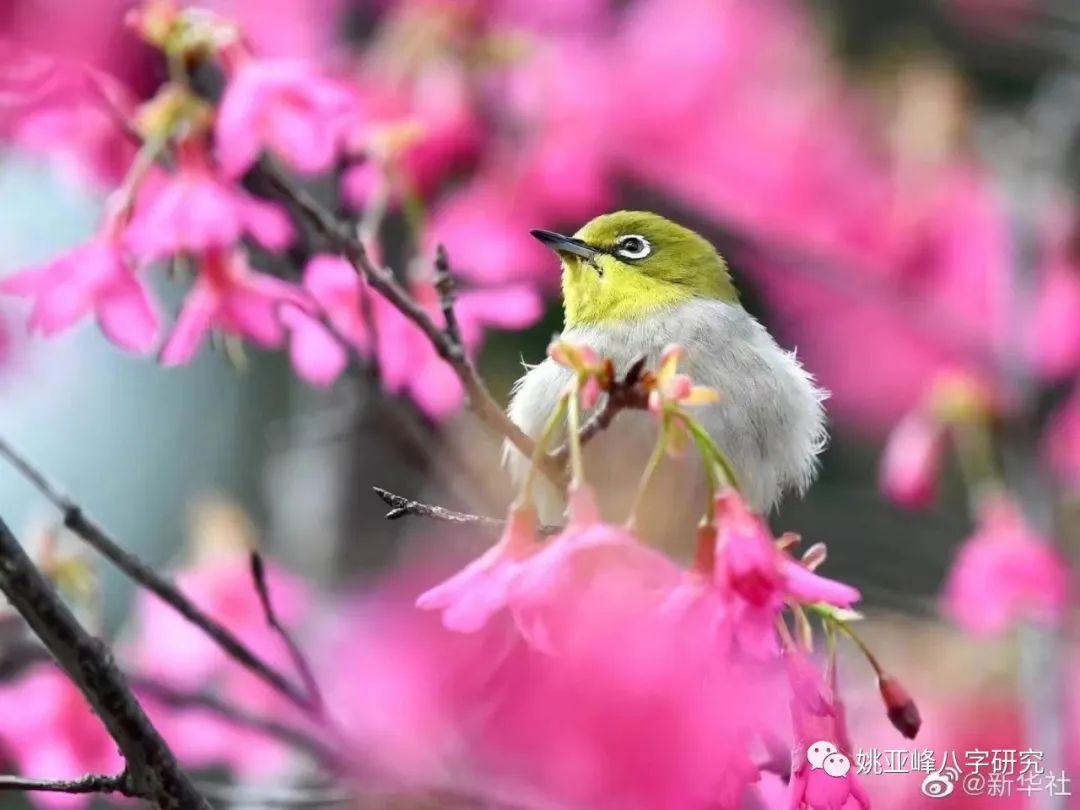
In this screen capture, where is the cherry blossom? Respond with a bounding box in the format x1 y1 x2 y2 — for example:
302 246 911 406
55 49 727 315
943 496 1071 636
215 57 360 179
125 145 294 262
1 213 159 353
0 665 122 809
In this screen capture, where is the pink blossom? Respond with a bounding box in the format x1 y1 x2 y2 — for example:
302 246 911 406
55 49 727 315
0 664 122 809
129 549 308 689
484 0 613 31
205 0 346 60
753 165 1010 431
324 504 866 807
271 253 378 387
125 148 294 262
5 88 136 188
276 258 542 416
647 344 721 414
943 496 1071 636
716 491 860 609
416 505 541 633
127 549 311 776
424 179 556 287
785 651 871 810
879 410 945 509
301 255 367 345
0 0 140 82
1045 386 1080 488
160 248 303 364
508 486 683 653
278 303 349 387
713 491 860 658
215 58 360 179
499 40 615 221
346 555 767 808
478 607 765 809
320 568 523 783
370 277 543 419
1030 248 1080 380
1 228 159 354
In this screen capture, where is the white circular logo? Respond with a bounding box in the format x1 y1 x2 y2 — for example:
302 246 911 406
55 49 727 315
921 770 957 799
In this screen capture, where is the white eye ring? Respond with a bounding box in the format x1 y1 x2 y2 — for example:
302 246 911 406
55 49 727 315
615 234 651 260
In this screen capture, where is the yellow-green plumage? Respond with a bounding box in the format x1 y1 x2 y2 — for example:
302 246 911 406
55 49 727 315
562 211 739 325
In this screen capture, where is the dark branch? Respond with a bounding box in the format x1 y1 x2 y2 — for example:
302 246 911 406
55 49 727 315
0 773 134 797
0 639 340 771
0 514 209 808
249 551 326 717
195 781 354 807
258 162 566 488
433 243 464 357
373 487 561 536
130 677 342 770
0 436 315 714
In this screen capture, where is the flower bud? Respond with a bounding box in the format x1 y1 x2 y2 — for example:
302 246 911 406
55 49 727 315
878 673 921 739
879 411 944 509
692 524 717 576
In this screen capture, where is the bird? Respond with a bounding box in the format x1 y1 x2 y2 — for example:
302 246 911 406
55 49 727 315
504 210 827 543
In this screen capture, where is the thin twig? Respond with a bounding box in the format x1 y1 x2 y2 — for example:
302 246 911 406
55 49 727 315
0 773 135 797
0 436 314 714
249 551 326 718
0 514 209 808
258 161 565 488
195 781 354 808
433 243 464 353
372 487 561 536
0 638 339 770
130 677 342 770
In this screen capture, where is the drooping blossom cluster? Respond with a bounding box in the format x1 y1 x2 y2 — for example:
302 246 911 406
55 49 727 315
343 342 912 808
405 487 884 807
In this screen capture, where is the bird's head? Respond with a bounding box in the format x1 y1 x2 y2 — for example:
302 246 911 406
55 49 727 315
531 210 738 326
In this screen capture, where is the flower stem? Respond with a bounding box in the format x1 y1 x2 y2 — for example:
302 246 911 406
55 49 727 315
628 416 670 528
829 616 884 677
689 420 721 523
518 394 569 509
566 377 586 486
684 415 741 492
950 417 1001 512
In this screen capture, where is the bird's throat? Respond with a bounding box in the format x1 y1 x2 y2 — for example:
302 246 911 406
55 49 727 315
562 258 695 325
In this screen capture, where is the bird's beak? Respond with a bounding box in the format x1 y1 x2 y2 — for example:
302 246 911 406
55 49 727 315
530 229 600 260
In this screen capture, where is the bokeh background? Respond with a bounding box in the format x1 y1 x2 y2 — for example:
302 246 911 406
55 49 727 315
0 0 1078 807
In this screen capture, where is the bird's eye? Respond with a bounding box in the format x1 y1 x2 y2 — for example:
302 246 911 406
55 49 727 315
615 235 651 260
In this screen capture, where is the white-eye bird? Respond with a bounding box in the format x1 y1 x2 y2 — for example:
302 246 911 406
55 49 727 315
505 211 827 540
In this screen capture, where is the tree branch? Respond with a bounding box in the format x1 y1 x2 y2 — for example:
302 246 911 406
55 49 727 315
0 773 134 797
0 514 209 809
130 677 342 769
195 781 353 808
0 436 318 715
249 551 326 719
258 162 566 488
372 487 561 535
433 243 464 354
